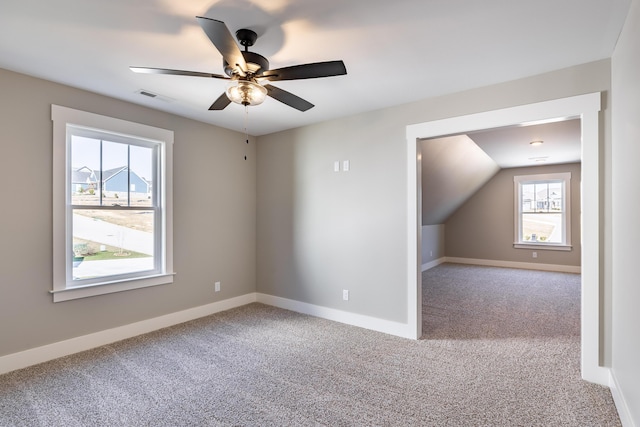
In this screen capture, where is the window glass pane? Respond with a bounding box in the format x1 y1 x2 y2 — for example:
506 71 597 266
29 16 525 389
548 182 563 212
71 136 101 206
72 209 154 282
521 183 535 212
130 145 153 207
521 213 563 243
102 141 130 206
534 183 548 212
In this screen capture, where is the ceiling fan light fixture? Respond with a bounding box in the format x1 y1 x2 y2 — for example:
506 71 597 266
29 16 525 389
226 80 267 106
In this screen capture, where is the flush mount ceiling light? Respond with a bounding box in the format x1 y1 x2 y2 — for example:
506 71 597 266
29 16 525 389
529 140 544 146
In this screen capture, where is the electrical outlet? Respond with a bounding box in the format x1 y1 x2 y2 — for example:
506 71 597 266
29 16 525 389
343 289 349 301
215 281 221 292
532 252 537 259
430 250 433 257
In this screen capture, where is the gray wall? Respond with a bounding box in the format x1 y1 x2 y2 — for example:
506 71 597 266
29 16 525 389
0 57 618 381
256 59 611 325
421 225 445 265
444 163 582 266
611 0 640 422
0 68 256 357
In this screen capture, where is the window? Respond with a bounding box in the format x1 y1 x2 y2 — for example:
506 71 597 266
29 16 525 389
52 105 173 302
513 172 571 251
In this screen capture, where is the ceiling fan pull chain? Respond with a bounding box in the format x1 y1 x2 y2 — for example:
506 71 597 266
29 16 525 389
244 105 249 161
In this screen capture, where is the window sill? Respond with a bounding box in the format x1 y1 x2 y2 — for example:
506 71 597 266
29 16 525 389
51 272 176 302
513 243 572 252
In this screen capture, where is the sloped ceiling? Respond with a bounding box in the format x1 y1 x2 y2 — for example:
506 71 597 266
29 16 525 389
422 119 581 225
422 135 500 225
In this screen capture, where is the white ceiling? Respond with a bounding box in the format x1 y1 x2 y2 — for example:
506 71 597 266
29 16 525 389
0 0 631 136
468 119 582 168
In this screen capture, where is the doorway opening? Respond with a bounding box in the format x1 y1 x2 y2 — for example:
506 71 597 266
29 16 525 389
405 92 607 385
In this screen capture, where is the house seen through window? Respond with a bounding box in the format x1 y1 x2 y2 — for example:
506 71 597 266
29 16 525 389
513 172 572 251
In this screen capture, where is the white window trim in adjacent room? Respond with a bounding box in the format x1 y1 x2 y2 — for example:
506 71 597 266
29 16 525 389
513 172 572 251
52 105 174 302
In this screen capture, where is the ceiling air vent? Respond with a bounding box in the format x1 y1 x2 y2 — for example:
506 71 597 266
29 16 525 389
135 89 174 103
139 90 157 98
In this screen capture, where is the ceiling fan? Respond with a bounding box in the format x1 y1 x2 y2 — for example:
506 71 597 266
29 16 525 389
131 16 347 112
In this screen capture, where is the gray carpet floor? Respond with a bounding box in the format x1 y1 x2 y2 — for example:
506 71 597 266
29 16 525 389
0 264 621 426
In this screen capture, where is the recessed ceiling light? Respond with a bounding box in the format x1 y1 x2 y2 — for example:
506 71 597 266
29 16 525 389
530 140 544 146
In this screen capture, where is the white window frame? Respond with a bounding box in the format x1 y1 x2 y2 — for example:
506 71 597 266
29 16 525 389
513 172 572 251
52 105 174 302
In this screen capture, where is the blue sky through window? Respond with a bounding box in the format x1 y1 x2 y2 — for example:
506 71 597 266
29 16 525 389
71 135 153 181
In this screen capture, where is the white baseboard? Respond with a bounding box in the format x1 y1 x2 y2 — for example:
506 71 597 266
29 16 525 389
256 293 415 339
0 293 257 375
2 289 628 424
422 257 446 272
444 257 581 274
610 370 636 427
0 257 584 377
0 292 417 375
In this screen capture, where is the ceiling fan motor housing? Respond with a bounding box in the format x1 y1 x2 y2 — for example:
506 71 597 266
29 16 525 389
222 29 269 77
224 51 269 77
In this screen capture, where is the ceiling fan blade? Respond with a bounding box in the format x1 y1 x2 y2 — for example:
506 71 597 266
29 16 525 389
130 66 229 80
264 84 314 112
260 60 347 81
196 16 247 75
209 93 232 110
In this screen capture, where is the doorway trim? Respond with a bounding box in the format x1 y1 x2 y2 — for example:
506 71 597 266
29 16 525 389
406 92 607 385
